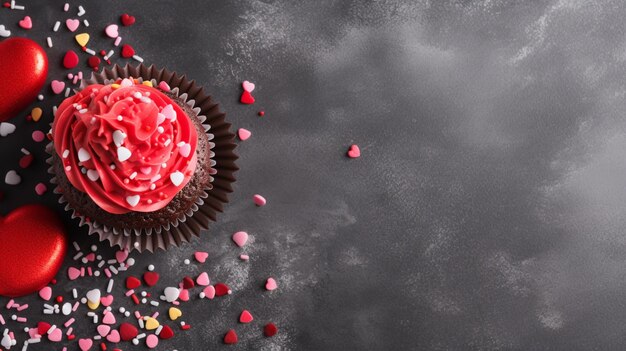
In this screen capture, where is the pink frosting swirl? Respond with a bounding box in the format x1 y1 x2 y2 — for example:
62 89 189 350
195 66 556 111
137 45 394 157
52 79 198 214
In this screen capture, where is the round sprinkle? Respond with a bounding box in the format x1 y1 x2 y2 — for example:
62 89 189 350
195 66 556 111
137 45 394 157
32 130 45 142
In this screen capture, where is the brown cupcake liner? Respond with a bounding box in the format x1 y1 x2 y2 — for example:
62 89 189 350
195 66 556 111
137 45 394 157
46 64 238 252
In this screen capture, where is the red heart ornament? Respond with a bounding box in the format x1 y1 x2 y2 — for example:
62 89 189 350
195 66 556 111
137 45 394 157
0 38 48 122
0 204 66 297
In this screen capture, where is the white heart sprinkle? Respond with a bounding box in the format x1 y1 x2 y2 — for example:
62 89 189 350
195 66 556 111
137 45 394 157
120 78 133 87
117 147 132 162
112 130 126 147
78 148 91 162
86 169 99 181
179 143 191 158
86 289 101 303
161 104 176 121
0 122 16 137
164 287 180 302
170 171 184 186
0 25 11 38
4 170 20 185
126 195 140 207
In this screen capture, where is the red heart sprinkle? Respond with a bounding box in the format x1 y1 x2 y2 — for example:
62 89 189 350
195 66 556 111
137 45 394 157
125 276 141 289
88 56 101 70
63 50 79 69
223 329 237 344
120 14 136 26
240 91 255 104
159 325 174 340
143 272 159 287
182 276 195 289
121 44 135 58
239 310 253 324
347 144 360 158
119 322 138 341
214 283 231 296
264 323 278 337
38 321 51 335
19 154 33 169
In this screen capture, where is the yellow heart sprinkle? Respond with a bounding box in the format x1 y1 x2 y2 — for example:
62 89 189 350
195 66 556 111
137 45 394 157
31 107 42 122
142 81 153 87
75 33 90 47
144 317 160 330
168 307 182 321
87 300 100 310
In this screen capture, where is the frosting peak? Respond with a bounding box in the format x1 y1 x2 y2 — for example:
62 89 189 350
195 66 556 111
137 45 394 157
52 79 198 214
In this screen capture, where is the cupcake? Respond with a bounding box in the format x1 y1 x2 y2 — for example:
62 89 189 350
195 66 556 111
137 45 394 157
47 65 238 252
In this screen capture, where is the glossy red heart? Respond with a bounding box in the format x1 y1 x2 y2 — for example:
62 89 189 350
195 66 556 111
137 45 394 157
0 204 67 297
0 38 48 122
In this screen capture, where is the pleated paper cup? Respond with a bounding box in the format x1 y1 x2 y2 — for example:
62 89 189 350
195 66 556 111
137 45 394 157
46 64 238 252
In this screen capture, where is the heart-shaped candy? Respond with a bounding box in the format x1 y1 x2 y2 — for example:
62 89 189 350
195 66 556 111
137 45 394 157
104 24 119 38
48 327 63 342
18 16 32 30
239 310 254 323
106 329 121 343
242 80 255 92
0 205 66 297
78 338 93 351
0 25 10 38
238 128 251 141
121 44 135 58
232 231 249 247
0 38 48 122
65 19 79 32
347 144 360 158
120 14 136 26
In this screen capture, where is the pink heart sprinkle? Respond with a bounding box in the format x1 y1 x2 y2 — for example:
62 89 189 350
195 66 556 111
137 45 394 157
38 286 52 301
35 183 47 196
239 310 254 324
115 249 128 263
97 325 111 337
65 18 79 32
48 328 62 342
106 330 120 343
104 24 119 38
140 166 152 175
253 194 267 206
78 338 93 351
178 288 190 302
232 231 249 247
102 311 116 325
203 285 216 299
179 143 191 157
18 16 32 30
100 295 114 307
238 128 251 141
265 277 278 291
51 80 65 94
347 144 360 158
158 81 170 92
68 267 80 280
196 272 210 286
194 251 208 263
28 329 38 339
146 334 159 349
242 80 255 92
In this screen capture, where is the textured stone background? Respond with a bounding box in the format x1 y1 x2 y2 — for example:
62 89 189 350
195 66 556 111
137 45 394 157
2 0 626 350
